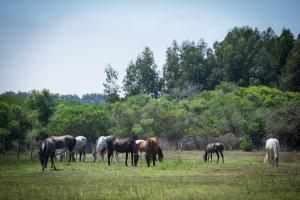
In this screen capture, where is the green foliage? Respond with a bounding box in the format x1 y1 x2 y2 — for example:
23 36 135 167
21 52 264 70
123 47 161 97
103 64 120 103
280 38 300 91
47 103 109 141
240 136 253 151
25 89 56 126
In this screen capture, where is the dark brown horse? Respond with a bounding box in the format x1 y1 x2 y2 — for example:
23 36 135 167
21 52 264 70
106 137 139 166
39 135 76 170
39 138 57 170
203 143 224 163
145 137 164 167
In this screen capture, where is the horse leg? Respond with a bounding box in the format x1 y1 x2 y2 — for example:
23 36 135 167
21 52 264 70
116 152 119 163
83 149 86 162
153 153 156 166
210 152 213 162
107 150 112 166
268 152 271 166
220 151 224 163
125 152 128 166
216 151 219 163
50 154 56 170
131 152 134 166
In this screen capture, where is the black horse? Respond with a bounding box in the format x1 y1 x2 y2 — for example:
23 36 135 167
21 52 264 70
203 143 224 163
39 138 57 170
39 135 76 170
106 137 139 166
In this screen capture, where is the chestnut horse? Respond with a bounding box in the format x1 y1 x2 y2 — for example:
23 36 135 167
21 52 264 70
145 137 164 167
203 143 224 163
39 135 76 170
106 137 139 166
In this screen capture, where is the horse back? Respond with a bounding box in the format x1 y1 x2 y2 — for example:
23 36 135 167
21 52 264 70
112 137 137 153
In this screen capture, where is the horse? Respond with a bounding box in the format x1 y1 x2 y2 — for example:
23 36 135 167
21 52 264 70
39 138 57 170
93 135 119 163
203 143 224 163
264 138 280 167
145 137 164 167
106 137 139 166
48 135 76 162
136 139 147 157
72 136 87 162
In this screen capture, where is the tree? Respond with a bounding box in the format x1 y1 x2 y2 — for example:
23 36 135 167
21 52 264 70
278 28 294 68
47 104 109 142
163 40 181 92
280 38 300 91
250 28 279 86
163 39 216 96
103 64 120 103
123 47 161 97
25 89 56 126
215 26 260 86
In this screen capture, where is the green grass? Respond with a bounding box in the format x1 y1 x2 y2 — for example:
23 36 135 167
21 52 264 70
0 151 300 200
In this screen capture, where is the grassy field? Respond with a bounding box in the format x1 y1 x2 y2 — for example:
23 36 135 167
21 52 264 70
0 151 300 200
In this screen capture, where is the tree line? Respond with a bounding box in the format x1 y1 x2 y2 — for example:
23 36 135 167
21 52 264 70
104 26 300 102
0 26 299 152
1 91 105 104
1 84 299 152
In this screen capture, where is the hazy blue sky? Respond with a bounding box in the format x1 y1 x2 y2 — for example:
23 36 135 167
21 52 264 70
1 0 300 95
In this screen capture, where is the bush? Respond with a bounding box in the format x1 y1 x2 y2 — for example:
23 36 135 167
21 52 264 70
240 136 253 151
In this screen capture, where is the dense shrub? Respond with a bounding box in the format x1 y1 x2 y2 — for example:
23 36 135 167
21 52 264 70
240 136 253 151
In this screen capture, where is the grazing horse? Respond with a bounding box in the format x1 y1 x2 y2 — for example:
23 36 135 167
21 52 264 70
136 139 147 157
203 143 224 163
72 136 87 162
93 135 119 163
39 138 56 170
265 138 280 167
106 137 139 166
145 137 164 167
48 135 76 162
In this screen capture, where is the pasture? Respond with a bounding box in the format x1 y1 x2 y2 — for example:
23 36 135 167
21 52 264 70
0 151 300 200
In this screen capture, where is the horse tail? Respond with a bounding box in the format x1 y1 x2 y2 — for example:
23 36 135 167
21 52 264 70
71 137 76 151
132 139 139 154
39 140 48 165
274 140 279 160
41 141 48 156
158 146 164 162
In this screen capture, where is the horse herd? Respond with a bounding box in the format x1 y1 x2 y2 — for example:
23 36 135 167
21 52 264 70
38 135 280 171
38 135 164 170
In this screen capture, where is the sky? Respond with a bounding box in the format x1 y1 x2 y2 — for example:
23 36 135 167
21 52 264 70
0 0 300 96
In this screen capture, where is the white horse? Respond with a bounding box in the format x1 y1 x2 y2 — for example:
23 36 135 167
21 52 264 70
264 138 280 167
72 136 87 162
93 136 118 163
